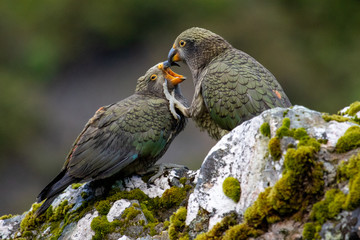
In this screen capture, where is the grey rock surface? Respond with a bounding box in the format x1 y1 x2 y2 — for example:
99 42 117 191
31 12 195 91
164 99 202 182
186 106 354 231
1 104 360 240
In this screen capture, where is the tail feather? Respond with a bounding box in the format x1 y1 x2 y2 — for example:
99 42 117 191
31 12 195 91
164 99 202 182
34 195 58 218
35 170 78 217
37 170 66 202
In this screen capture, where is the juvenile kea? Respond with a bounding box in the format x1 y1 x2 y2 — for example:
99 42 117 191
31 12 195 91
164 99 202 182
35 63 187 217
166 27 292 140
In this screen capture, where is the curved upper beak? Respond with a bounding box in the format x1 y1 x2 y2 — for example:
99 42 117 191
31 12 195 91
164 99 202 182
158 63 185 86
166 44 182 67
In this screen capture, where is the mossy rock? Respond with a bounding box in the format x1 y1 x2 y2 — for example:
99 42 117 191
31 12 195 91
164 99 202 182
322 113 349 123
269 137 282 160
95 200 111 215
194 213 238 240
335 125 360 153
222 177 241 202
346 101 360 116
223 223 261 240
260 122 271 138
168 207 188 240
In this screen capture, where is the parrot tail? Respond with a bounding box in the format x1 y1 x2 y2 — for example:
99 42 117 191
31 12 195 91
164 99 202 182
35 170 78 217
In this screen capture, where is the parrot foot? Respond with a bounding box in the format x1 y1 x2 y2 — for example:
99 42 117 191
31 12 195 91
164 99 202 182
146 163 189 184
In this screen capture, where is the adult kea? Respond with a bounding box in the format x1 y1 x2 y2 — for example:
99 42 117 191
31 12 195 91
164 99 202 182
35 63 187 217
166 27 292 140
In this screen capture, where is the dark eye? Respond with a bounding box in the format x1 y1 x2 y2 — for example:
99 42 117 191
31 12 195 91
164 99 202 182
150 74 157 81
179 40 186 47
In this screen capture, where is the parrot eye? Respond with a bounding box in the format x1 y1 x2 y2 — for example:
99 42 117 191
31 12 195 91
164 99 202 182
179 40 186 47
150 74 157 81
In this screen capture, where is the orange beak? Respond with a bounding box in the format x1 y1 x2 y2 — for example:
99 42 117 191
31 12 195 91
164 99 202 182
167 44 182 65
158 63 185 85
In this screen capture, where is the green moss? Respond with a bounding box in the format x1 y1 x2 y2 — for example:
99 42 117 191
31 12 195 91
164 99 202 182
283 117 291 128
145 222 158 236
269 137 282 160
20 203 44 233
160 186 191 209
222 177 241 203
196 122 326 239
132 202 141 209
71 183 83 189
106 188 159 215
303 222 321 240
260 122 271 138
322 113 349 122
99 183 193 237
336 153 360 210
19 200 74 238
180 177 187 186
107 188 151 203
0 214 13 220
293 128 307 140
223 223 261 240
81 191 89 199
283 109 289 117
169 207 188 240
335 126 360 153
49 200 74 222
91 204 143 240
163 220 170 229
193 233 207 240
317 139 328 144
244 188 273 227
195 213 237 240
276 126 291 138
266 215 281 224
246 145 324 228
337 153 360 180
344 174 360 210
346 101 360 116
283 146 316 175
122 204 141 221
90 215 115 240
91 201 158 239
310 189 346 224
275 118 294 138
95 200 111 215
304 153 360 239
141 203 156 223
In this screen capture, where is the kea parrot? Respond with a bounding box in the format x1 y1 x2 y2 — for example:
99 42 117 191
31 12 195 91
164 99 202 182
166 27 292 140
35 63 188 217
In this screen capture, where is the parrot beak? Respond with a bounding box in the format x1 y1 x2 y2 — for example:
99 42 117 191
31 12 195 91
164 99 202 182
158 63 185 85
167 44 181 66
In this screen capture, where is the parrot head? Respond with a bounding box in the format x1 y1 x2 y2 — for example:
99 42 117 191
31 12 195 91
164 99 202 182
166 27 231 72
135 63 186 96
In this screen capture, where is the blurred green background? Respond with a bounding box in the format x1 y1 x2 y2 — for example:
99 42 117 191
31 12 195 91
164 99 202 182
1 0 359 215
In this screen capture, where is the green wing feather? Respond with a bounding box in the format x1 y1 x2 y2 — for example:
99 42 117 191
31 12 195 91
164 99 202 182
64 93 179 180
202 48 292 131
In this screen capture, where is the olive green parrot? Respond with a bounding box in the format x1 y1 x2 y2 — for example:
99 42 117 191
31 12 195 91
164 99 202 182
35 63 188 217
166 27 292 140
